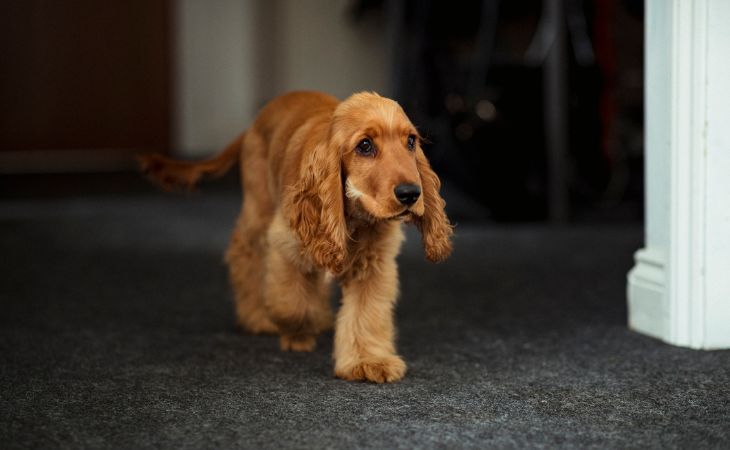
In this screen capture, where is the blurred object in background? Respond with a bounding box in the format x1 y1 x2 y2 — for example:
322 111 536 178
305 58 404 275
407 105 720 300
0 0 171 173
385 0 644 222
1 0 644 225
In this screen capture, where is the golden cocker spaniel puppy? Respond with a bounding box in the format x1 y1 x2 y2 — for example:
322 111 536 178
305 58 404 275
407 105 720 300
139 91 453 383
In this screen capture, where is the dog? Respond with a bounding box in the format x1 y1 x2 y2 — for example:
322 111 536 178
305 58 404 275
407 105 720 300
139 91 453 383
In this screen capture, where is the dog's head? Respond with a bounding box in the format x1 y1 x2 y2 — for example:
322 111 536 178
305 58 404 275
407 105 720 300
289 92 453 273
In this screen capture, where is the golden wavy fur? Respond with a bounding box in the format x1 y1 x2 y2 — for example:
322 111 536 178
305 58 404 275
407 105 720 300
139 91 453 383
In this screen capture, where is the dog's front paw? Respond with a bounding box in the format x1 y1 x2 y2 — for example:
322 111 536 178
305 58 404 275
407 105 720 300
280 334 316 352
335 355 406 383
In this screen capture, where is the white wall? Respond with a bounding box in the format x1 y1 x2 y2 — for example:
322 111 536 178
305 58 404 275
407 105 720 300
174 0 388 157
174 0 259 158
276 0 387 100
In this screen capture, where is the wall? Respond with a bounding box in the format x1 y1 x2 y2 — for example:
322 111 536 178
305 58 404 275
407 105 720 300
276 0 388 100
174 0 258 158
174 0 388 158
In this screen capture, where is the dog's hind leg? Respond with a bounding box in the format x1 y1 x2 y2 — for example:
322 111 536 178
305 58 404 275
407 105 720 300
263 214 334 352
225 131 278 334
226 214 278 334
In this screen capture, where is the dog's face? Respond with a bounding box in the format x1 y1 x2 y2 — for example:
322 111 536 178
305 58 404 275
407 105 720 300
332 93 425 221
290 92 453 273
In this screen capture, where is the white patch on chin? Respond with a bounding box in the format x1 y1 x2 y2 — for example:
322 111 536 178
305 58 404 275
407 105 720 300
345 178 398 220
345 179 364 199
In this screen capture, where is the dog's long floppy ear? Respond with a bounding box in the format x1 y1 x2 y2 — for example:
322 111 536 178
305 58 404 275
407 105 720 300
415 149 453 262
287 142 347 273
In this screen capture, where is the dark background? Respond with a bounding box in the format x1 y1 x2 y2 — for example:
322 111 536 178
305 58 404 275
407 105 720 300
1 0 644 226
386 0 644 223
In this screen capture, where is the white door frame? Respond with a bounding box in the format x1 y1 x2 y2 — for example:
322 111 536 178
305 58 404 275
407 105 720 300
627 0 730 349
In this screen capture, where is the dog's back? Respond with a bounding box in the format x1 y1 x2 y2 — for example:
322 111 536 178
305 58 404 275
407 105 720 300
243 91 339 203
138 91 338 193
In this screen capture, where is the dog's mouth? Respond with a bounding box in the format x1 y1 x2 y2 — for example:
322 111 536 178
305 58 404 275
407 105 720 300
388 209 413 221
345 191 421 223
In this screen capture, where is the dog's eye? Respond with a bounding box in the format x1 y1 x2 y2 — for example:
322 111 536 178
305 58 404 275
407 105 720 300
407 135 417 151
356 138 375 156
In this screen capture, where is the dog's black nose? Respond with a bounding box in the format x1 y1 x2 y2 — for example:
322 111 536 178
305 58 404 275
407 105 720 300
394 183 421 206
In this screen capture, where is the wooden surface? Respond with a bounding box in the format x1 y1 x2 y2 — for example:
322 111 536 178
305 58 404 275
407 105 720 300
0 0 171 170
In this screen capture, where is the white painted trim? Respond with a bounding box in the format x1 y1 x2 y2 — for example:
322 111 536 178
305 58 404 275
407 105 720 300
627 248 666 341
629 0 730 350
666 0 708 348
703 0 730 348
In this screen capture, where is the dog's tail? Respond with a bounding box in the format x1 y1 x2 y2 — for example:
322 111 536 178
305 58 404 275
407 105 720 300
137 133 244 191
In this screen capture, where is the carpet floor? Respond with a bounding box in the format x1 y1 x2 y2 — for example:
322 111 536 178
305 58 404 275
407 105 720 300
1 193 728 449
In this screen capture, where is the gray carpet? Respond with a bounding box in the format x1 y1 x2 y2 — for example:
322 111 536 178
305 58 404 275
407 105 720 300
1 193 728 449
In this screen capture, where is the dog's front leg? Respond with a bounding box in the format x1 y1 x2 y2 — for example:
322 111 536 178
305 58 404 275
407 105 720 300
334 254 406 383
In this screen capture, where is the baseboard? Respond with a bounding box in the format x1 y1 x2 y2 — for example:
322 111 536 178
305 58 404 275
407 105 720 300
627 248 666 341
0 148 147 174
